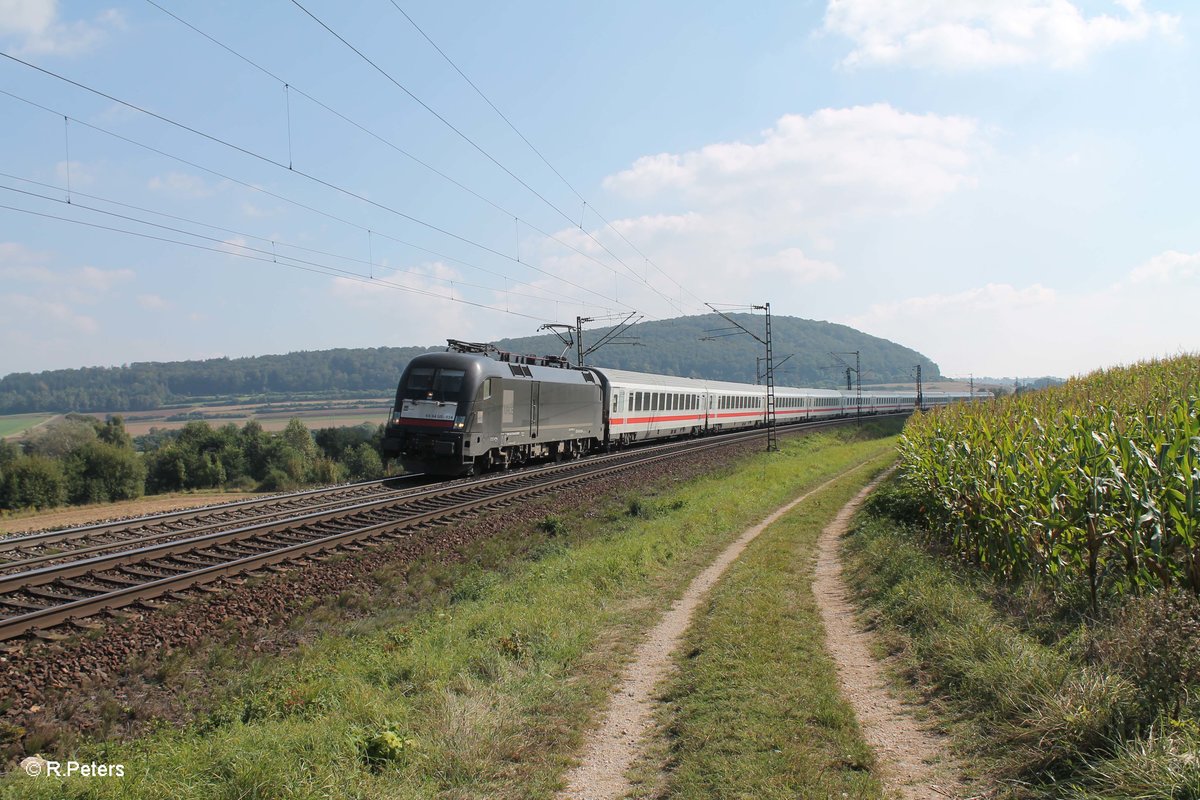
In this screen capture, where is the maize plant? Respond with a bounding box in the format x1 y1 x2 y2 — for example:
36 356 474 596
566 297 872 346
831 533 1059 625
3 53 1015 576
897 356 1200 610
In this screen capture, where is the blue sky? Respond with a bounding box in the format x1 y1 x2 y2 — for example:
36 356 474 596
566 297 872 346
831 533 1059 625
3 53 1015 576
1 0 1196 379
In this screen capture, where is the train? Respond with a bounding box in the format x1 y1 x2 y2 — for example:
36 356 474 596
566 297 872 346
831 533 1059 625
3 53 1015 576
380 346 987 476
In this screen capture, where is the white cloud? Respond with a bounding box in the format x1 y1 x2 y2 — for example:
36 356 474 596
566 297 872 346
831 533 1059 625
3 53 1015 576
137 293 171 311
0 244 132 295
1129 250 1200 283
847 251 1198 375
329 261 479 340
0 0 123 57
752 248 843 284
857 282 1057 324
76 265 134 293
516 105 979 319
824 0 1180 70
604 105 982 222
0 293 98 335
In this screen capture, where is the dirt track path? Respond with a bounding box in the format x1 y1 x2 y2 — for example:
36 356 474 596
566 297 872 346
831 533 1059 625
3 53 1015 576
813 471 967 799
556 462 877 800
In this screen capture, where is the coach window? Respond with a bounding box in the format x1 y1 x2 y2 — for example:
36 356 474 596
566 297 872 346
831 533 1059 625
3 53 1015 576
481 378 493 400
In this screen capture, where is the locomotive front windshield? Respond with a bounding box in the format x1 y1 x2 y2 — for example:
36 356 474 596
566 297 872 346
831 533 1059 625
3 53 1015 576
400 367 466 404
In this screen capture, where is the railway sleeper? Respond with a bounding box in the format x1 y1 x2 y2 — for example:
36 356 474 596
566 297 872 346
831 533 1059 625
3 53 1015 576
121 565 178 580
68 618 105 631
1 596 49 612
88 573 146 588
59 578 114 594
165 553 224 568
24 586 86 603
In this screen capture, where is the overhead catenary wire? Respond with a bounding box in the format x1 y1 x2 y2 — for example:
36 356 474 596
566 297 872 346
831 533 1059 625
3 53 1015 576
0 85 635 314
288 0 689 315
139 0 647 294
0 178 617 313
0 197 571 325
390 2 708 312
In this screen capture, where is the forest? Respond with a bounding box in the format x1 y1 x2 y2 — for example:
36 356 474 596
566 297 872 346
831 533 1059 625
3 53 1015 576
0 314 942 414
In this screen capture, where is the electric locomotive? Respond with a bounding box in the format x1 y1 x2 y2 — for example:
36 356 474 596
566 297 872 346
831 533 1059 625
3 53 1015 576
380 351 604 475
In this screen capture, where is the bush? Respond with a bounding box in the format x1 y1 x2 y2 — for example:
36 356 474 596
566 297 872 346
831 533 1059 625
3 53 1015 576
361 727 419 770
1097 589 1200 723
63 441 146 504
342 442 383 482
536 516 566 536
864 480 926 525
0 456 67 509
258 467 299 493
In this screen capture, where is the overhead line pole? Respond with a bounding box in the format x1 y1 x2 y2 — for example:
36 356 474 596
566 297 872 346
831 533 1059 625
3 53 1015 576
831 351 862 421
703 303 777 452
571 312 643 367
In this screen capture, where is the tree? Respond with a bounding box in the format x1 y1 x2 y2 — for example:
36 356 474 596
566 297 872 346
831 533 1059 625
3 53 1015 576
146 444 188 493
64 441 147 504
343 442 384 481
0 440 18 469
281 418 317 460
24 418 98 459
0 456 67 509
97 415 134 449
240 420 269 481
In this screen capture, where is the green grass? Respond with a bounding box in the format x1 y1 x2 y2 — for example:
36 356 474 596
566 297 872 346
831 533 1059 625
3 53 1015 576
637 454 894 800
0 414 53 439
1 421 903 800
844 490 1200 799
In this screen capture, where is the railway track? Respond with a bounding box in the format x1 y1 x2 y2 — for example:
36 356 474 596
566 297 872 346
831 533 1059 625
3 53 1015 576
0 474 433 576
0 416 893 641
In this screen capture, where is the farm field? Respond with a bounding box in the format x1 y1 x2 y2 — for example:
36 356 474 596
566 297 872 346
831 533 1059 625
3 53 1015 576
95 400 391 436
0 490 253 536
0 414 56 439
851 354 1200 797
898 354 1200 605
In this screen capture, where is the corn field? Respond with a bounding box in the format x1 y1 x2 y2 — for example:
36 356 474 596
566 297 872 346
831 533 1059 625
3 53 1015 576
897 356 1200 609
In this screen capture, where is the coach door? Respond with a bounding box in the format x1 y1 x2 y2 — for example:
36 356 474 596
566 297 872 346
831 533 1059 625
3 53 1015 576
530 382 540 438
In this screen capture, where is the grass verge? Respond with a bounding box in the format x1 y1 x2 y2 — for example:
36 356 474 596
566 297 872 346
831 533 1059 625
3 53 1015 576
632 455 894 799
2 421 901 799
844 484 1200 799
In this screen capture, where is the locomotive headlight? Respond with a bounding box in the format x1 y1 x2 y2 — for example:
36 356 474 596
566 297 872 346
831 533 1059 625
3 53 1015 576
453 416 466 429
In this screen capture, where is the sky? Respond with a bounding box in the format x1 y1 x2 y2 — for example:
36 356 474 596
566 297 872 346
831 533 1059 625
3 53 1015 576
0 0 1196 380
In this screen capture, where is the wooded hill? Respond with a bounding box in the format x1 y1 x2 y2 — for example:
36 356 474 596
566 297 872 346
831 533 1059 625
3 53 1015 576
0 315 940 414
